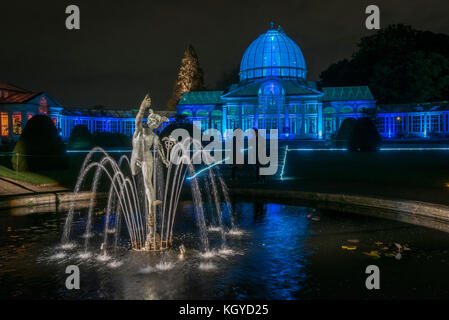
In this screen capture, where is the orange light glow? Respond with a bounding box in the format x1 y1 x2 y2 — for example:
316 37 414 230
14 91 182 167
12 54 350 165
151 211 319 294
1 113 9 136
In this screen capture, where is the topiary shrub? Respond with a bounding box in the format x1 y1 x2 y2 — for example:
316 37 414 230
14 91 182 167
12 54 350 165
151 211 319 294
348 117 382 152
160 114 195 141
335 118 357 148
12 115 68 172
68 124 93 149
92 132 132 148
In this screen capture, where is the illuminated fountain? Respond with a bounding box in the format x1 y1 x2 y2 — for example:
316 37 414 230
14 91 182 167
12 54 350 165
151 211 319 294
61 94 232 255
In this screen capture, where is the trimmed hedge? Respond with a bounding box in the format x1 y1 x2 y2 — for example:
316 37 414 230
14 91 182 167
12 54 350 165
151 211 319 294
12 115 68 172
68 124 92 149
160 114 195 142
348 117 382 152
335 118 357 148
92 132 131 148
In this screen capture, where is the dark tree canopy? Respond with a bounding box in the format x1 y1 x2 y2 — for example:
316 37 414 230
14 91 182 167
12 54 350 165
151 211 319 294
215 65 240 90
12 115 67 172
167 44 205 110
320 24 449 104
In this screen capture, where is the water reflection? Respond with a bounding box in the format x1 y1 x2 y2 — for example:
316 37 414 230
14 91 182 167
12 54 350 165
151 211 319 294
2 201 449 299
0 201 314 299
225 202 311 299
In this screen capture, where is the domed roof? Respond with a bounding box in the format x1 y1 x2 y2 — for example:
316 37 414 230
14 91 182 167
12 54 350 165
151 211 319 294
239 23 307 82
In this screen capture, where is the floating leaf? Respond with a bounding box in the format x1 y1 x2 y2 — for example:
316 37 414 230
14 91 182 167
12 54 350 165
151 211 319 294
384 253 395 257
347 239 359 243
403 246 411 251
341 245 357 251
363 251 381 258
311 217 320 221
382 247 389 250
375 241 383 246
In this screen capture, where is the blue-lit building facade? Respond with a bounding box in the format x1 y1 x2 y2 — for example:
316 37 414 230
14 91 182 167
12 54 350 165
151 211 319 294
2 24 449 143
176 24 449 140
0 82 172 142
376 102 449 139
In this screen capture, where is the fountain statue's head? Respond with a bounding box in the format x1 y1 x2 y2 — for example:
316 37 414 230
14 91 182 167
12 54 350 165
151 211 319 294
147 108 169 130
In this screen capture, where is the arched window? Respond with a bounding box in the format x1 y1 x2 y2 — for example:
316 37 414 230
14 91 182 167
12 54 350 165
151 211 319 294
323 107 336 114
196 110 209 117
211 110 222 117
258 81 285 96
358 106 369 113
258 81 285 114
340 106 353 113
182 110 192 117
258 81 284 130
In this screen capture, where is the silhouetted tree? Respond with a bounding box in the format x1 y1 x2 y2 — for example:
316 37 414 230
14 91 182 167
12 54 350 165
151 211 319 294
160 114 195 141
320 24 449 103
167 45 205 110
215 65 240 90
335 118 357 148
92 132 131 148
12 115 67 172
348 117 381 152
68 124 92 149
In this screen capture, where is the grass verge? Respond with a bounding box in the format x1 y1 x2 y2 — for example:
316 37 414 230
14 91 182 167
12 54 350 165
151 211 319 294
0 165 59 186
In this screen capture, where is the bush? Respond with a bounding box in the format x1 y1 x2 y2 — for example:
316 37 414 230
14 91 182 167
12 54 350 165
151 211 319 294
12 115 68 172
335 118 357 148
68 125 92 149
348 117 382 152
160 114 195 142
92 132 132 148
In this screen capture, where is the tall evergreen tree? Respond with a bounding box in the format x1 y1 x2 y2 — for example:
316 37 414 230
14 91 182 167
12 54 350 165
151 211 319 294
167 44 204 110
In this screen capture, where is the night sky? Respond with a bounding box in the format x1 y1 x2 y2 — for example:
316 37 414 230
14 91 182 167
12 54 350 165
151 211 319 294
1 0 448 109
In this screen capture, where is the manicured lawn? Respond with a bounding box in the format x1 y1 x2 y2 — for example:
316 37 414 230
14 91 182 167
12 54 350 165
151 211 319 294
0 165 59 185
0 152 86 187
0 151 130 188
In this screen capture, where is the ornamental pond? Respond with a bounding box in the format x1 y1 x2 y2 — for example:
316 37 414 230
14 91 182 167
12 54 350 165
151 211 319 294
2 200 449 299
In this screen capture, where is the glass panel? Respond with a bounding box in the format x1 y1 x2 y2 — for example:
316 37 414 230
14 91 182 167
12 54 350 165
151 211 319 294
197 111 209 117
13 113 22 135
1 113 9 136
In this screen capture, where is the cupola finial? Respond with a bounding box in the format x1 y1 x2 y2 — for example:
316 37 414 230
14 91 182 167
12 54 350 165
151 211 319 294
270 21 274 29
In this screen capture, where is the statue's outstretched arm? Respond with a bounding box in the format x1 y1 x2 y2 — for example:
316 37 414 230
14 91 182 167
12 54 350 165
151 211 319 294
134 94 151 137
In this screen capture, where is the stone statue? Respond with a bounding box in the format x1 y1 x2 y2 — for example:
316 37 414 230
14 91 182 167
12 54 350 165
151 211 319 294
130 94 170 250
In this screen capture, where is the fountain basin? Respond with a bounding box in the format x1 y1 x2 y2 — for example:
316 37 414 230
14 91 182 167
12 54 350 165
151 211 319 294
2 200 449 299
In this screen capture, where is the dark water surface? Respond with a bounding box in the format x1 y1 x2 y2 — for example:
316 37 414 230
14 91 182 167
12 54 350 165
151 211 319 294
1 201 449 299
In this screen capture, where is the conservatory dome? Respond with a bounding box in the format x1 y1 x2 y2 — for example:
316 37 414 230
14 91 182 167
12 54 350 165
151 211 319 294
239 23 307 82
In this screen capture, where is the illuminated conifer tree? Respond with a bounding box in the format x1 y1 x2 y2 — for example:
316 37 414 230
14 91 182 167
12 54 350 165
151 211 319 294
167 44 204 110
